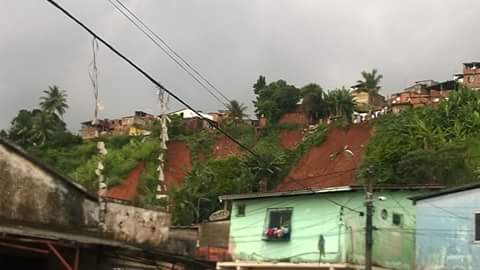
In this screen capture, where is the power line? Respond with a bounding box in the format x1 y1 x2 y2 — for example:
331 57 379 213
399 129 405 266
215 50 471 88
106 0 230 107
44 0 259 159
111 0 232 104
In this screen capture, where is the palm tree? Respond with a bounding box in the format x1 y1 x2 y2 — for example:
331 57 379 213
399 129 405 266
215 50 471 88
356 69 383 114
356 69 383 93
325 88 355 123
226 100 248 120
39 85 69 117
31 109 58 145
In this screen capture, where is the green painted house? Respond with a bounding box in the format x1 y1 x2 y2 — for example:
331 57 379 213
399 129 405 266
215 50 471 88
217 185 440 270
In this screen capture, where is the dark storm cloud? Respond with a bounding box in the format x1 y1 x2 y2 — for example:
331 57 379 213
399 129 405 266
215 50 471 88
2 0 480 131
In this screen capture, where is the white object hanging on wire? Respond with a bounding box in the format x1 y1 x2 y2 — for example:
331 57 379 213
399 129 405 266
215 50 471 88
156 87 169 199
89 38 101 129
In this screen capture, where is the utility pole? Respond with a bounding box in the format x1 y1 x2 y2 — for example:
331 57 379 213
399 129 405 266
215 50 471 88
365 180 373 270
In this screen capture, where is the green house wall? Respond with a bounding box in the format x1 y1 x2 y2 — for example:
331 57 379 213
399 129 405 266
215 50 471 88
229 190 420 270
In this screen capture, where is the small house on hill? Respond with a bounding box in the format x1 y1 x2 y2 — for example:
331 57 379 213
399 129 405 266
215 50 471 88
463 62 480 90
389 80 455 114
350 84 386 113
170 108 218 130
80 110 156 139
411 182 480 270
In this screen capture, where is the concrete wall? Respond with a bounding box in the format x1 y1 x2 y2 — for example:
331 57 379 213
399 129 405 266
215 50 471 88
416 188 480 269
0 143 98 234
229 191 420 270
103 202 170 247
199 221 230 247
0 141 172 250
167 227 199 256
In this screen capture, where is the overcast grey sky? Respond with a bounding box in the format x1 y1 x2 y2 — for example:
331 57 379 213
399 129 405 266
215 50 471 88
1 0 479 131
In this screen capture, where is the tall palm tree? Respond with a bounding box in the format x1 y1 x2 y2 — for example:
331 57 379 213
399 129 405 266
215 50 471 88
356 69 383 114
226 100 248 120
356 69 383 93
39 85 69 117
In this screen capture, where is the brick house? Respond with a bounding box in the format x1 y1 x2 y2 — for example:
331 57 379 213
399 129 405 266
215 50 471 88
80 111 156 139
462 62 480 89
389 80 456 114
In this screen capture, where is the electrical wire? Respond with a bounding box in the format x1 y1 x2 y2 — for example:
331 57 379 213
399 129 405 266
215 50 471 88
47 0 369 205
45 0 259 159
111 0 232 104
106 0 229 107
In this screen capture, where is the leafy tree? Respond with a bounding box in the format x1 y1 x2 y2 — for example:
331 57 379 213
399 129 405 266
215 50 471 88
254 78 301 123
226 100 248 121
325 88 355 123
6 86 76 148
39 85 69 117
31 110 64 145
169 156 256 225
301 83 328 122
7 109 37 147
253 75 266 95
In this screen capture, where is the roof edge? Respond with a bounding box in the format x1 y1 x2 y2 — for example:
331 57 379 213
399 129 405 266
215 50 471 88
219 186 354 201
0 137 98 201
220 184 445 201
410 182 480 202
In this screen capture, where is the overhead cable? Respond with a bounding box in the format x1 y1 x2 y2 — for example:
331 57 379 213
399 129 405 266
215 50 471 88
45 0 259 158
107 0 230 107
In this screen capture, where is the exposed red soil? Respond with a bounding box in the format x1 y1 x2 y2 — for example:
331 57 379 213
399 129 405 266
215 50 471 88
105 162 145 201
212 136 243 158
164 141 192 190
274 123 372 192
279 130 305 150
278 112 309 126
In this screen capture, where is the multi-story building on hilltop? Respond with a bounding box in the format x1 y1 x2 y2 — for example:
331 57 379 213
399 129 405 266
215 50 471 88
80 110 156 139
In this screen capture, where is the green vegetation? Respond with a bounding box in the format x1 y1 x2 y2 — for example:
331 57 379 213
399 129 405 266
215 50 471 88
0 77 355 226
253 75 356 124
4 86 80 148
186 130 217 161
359 86 480 186
253 78 301 123
169 123 328 225
325 87 356 123
39 85 69 117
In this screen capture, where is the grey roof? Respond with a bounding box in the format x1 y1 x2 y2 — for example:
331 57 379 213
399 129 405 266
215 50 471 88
219 184 443 201
0 137 98 201
219 186 353 201
410 182 480 202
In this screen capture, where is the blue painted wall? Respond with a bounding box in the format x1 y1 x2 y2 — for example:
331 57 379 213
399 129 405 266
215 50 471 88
416 188 480 270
